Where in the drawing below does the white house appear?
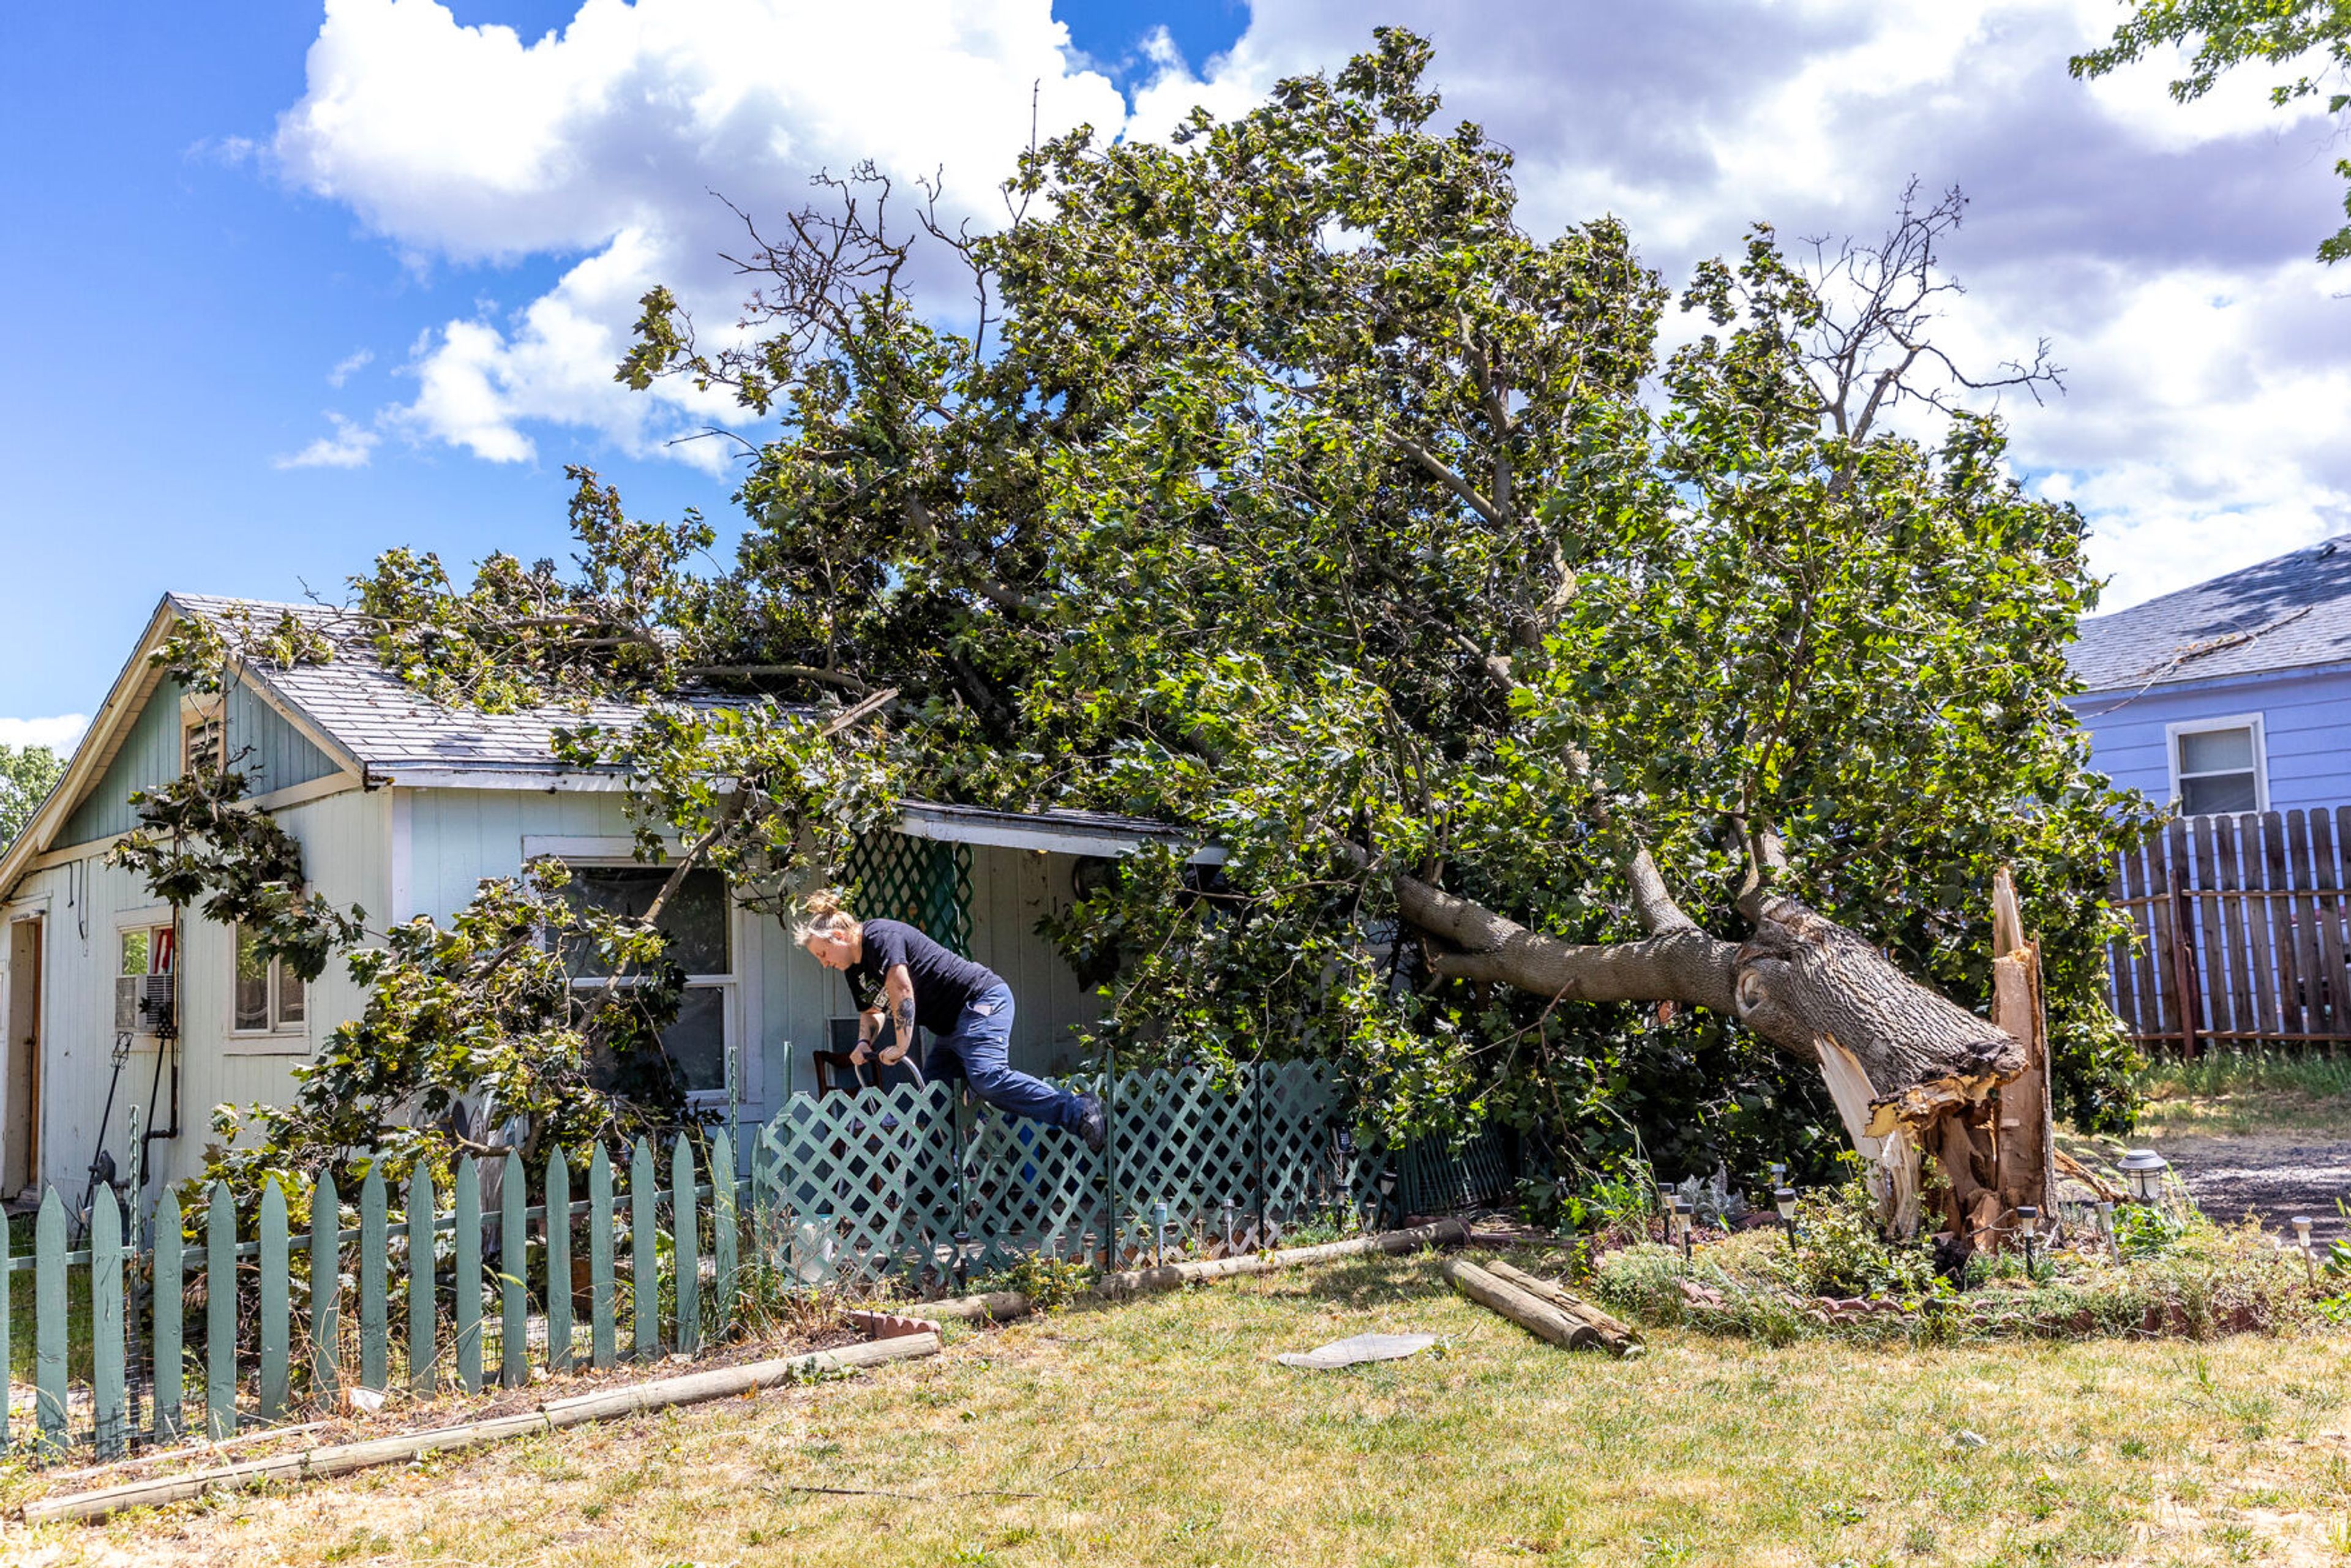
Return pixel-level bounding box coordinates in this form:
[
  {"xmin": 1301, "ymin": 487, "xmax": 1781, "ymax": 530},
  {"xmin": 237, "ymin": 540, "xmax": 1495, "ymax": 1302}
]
[{"xmin": 0, "ymin": 594, "xmax": 1210, "ymax": 1207}]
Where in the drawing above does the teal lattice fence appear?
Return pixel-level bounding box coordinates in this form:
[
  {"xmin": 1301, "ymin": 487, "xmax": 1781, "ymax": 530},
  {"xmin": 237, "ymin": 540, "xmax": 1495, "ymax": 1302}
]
[{"xmin": 751, "ymin": 1062, "xmax": 1363, "ymax": 1283}]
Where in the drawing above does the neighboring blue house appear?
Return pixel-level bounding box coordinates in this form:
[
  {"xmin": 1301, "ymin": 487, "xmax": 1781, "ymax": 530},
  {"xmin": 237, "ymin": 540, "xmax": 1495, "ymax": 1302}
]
[{"xmin": 2068, "ymin": 535, "xmax": 2351, "ymax": 816}]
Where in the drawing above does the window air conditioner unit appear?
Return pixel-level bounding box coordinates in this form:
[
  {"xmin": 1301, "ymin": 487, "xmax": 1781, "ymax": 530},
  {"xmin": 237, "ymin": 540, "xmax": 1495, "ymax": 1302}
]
[{"xmin": 114, "ymin": 973, "xmax": 175, "ymax": 1035}]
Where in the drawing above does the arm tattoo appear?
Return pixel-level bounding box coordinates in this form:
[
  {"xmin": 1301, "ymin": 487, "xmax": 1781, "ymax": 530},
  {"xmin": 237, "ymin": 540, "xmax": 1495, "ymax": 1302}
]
[{"xmin": 893, "ymin": 996, "xmax": 917, "ymax": 1038}]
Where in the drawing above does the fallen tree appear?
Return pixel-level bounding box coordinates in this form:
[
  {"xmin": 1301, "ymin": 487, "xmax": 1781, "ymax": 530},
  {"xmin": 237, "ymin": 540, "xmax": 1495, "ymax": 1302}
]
[{"xmin": 282, "ymin": 32, "xmax": 2147, "ymax": 1249}]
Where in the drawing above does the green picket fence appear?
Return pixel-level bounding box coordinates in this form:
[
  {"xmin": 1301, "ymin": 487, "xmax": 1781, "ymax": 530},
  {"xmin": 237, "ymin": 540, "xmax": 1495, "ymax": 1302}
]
[
  {"xmin": 1, "ymin": 1131, "xmax": 742, "ymax": 1463},
  {"xmin": 1, "ymin": 1061, "xmax": 1491, "ymax": 1463}
]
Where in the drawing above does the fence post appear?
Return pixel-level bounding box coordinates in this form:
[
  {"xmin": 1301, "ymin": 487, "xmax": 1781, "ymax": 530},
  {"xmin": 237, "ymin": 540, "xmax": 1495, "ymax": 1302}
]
[
  {"xmin": 673, "ymin": 1137, "xmax": 699, "ymax": 1357},
  {"xmin": 311, "ymin": 1174, "xmax": 339, "ymax": 1400},
  {"xmin": 92, "ymin": 1188, "xmax": 126, "ymax": 1460},
  {"xmin": 501, "ymin": 1150, "xmax": 526, "ymax": 1388},
  {"xmin": 205, "ymin": 1182, "xmax": 234, "ymax": 1439},
  {"xmin": 1103, "ymin": 1048, "xmax": 1120, "ymax": 1269},
  {"xmin": 34, "ymin": 1187, "xmax": 66, "ymax": 1456},
  {"xmin": 590, "ymin": 1146, "xmax": 615, "ymax": 1371},
  {"xmin": 407, "ymin": 1165, "xmax": 436, "ymax": 1400},
  {"xmin": 360, "ymin": 1169, "xmax": 387, "ymax": 1392},
  {"xmin": 711, "ymin": 1130, "xmax": 737, "ymax": 1341},
  {"xmin": 546, "ymin": 1151, "xmax": 573, "ymax": 1375},
  {"xmin": 454, "ymin": 1158, "xmax": 482, "ymax": 1394},
  {"xmin": 630, "ymin": 1138, "xmax": 656, "ymax": 1361},
  {"xmin": 154, "ymin": 1186, "xmax": 184, "ymax": 1443},
  {"xmin": 257, "ymin": 1182, "xmax": 289, "ymax": 1423},
  {"xmin": 2170, "ymin": 860, "xmax": 2203, "ymax": 1057}
]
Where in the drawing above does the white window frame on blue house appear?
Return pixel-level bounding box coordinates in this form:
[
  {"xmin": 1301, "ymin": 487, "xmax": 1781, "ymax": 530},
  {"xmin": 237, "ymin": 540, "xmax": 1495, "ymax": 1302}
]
[{"xmin": 2164, "ymin": 711, "xmax": 2269, "ymax": 817}]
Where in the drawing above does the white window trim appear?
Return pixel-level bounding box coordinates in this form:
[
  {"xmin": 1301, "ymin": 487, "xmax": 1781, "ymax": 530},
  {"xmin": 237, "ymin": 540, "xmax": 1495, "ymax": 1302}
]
[
  {"xmin": 113, "ymin": 909, "xmax": 176, "ymax": 1041},
  {"xmin": 2164, "ymin": 711, "xmax": 2270, "ymax": 816},
  {"xmin": 557, "ymin": 858, "xmax": 743, "ymax": 1106},
  {"xmin": 225, "ymin": 919, "xmax": 312, "ymax": 1054}
]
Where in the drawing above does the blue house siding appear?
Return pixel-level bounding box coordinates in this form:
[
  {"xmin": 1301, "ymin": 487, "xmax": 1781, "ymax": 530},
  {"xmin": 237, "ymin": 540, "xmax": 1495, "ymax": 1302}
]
[
  {"xmin": 2069, "ymin": 659, "xmax": 2351, "ymax": 813},
  {"xmin": 56, "ymin": 672, "xmax": 343, "ymax": 847}
]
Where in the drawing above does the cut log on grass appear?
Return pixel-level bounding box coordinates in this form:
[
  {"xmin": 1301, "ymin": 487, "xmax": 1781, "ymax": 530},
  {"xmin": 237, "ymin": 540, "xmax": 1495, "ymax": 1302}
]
[
  {"xmin": 1442, "ymin": 1258, "xmax": 1604, "ymax": 1351},
  {"xmin": 1482, "ymin": 1260, "xmax": 1642, "ymax": 1357},
  {"xmin": 1093, "ymin": 1219, "xmax": 1471, "ymax": 1300},
  {"xmin": 22, "ymin": 1334, "xmax": 941, "ymax": 1526}
]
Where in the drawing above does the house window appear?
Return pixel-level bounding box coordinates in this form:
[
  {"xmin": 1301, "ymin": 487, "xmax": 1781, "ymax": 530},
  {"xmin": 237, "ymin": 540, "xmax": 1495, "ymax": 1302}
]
[
  {"xmin": 558, "ymin": 865, "xmax": 733, "ymax": 1095},
  {"xmin": 2171, "ymin": 717, "xmax": 2267, "ymax": 817},
  {"xmin": 232, "ymin": 923, "xmax": 306, "ymax": 1033},
  {"xmin": 114, "ymin": 921, "xmax": 175, "ymax": 1034}
]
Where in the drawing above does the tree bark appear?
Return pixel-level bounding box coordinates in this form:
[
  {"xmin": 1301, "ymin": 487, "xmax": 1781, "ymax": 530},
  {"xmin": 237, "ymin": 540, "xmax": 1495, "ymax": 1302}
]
[{"xmin": 1385, "ymin": 855, "xmax": 2031, "ymax": 1248}]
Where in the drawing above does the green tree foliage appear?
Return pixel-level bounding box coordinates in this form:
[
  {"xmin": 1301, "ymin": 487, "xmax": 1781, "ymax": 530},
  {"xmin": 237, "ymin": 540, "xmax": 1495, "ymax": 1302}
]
[
  {"xmin": 353, "ymin": 32, "xmax": 2148, "ymax": 1180},
  {"xmin": 2073, "ymin": 0, "xmax": 2351, "ymax": 263},
  {"xmin": 0, "ymin": 743, "xmax": 64, "ymax": 852}
]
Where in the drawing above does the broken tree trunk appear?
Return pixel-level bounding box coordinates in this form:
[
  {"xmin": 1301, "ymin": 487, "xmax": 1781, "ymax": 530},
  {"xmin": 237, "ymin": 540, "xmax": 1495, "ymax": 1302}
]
[{"xmin": 1989, "ymin": 868, "xmax": 2058, "ymax": 1244}]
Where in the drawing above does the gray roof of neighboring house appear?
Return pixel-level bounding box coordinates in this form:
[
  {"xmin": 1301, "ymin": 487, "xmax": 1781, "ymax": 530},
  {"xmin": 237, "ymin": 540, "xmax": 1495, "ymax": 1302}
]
[
  {"xmin": 170, "ymin": 593, "xmax": 768, "ymax": 778},
  {"xmin": 2067, "ymin": 535, "xmax": 2351, "ymax": 694}
]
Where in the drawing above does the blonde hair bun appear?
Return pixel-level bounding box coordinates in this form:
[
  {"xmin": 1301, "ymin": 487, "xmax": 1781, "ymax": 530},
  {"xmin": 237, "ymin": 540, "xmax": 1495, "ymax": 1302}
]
[{"xmin": 791, "ymin": 888, "xmax": 859, "ymax": 945}]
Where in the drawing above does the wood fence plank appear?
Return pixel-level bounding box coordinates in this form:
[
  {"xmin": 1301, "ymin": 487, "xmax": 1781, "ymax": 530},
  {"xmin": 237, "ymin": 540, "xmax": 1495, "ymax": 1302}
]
[
  {"xmin": 2288, "ymin": 811, "xmax": 2328, "ymax": 1041},
  {"xmin": 631, "ymin": 1138, "xmax": 657, "ymax": 1362},
  {"xmin": 91, "ymin": 1191, "xmax": 125, "ymax": 1460},
  {"xmin": 590, "ymin": 1146, "xmax": 614, "ymax": 1371},
  {"xmin": 673, "ymin": 1138, "xmax": 699, "ymax": 1357},
  {"xmin": 35, "ymin": 1189, "xmax": 67, "ymax": 1456},
  {"xmin": 359, "ymin": 1170, "xmax": 386, "ymax": 1392},
  {"xmin": 711, "ymin": 1130, "xmax": 737, "ymax": 1343},
  {"xmin": 546, "ymin": 1152, "xmax": 572, "ymax": 1376},
  {"xmin": 2123, "ymin": 838, "xmax": 2164, "ymax": 1043},
  {"xmin": 311, "ymin": 1175, "xmax": 339, "ymax": 1398},
  {"xmin": 2151, "ymin": 823, "xmax": 2186, "ymax": 1048},
  {"xmin": 2261, "ymin": 812, "xmax": 2304, "ymax": 1035},
  {"xmin": 153, "ymin": 1188, "xmax": 182, "ymax": 1443},
  {"xmin": 501, "ymin": 1150, "xmax": 525, "ymax": 1389},
  {"xmin": 257, "ymin": 1183, "xmax": 289, "ymax": 1424},
  {"xmin": 2317, "ymin": 810, "xmax": 2349, "ymax": 1038},
  {"xmin": 2192, "ymin": 816, "xmax": 2227, "ymax": 1043},
  {"xmin": 454, "ymin": 1159, "xmax": 481, "ymax": 1395},
  {"xmin": 408, "ymin": 1166, "xmax": 435, "ymax": 1400},
  {"xmin": 1, "ymin": 1182, "xmax": 11, "ymax": 1452},
  {"xmin": 2232, "ymin": 816, "xmax": 2282, "ymax": 1035},
  {"xmin": 206, "ymin": 1182, "xmax": 234, "ymax": 1439}
]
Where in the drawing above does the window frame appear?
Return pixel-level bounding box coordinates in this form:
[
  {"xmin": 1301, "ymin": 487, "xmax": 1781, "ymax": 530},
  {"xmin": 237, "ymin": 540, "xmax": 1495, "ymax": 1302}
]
[
  {"xmin": 113, "ymin": 907, "xmax": 176, "ymax": 1040},
  {"xmin": 549, "ymin": 856, "xmax": 741, "ymax": 1108},
  {"xmin": 179, "ymin": 694, "xmax": 224, "ymax": 779},
  {"xmin": 225, "ymin": 919, "xmax": 311, "ymax": 1054},
  {"xmin": 2165, "ymin": 712, "xmax": 2270, "ymax": 818}
]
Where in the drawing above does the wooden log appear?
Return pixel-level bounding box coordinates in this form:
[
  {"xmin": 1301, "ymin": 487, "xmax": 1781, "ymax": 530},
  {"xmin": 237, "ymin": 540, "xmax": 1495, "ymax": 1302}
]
[
  {"xmin": 1092, "ymin": 1219, "xmax": 1470, "ymax": 1299},
  {"xmin": 21, "ymin": 1334, "xmax": 943, "ymax": 1526},
  {"xmin": 1482, "ymin": 1259, "xmax": 1641, "ymax": 1356},
  {"xmin": 1441, "ymin": 1258, "xmax": 1599, "ymax": 1350}
]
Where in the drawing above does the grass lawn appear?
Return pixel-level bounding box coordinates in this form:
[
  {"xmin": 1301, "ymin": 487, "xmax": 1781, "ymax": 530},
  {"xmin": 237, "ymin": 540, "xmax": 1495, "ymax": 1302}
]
[
  {"xmin": 2135, "ymin": 1051, "xmax": 2351, "ymax": 1140},
  {"xmin": 10, "ymin": 1249, "xmax": 2350, "ymax": 1567}
]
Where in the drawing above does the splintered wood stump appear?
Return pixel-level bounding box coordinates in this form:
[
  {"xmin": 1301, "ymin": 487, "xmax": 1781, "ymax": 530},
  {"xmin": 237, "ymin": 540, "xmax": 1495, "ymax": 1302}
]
[
  {"xmin": 1482, "ymin": 1260, "xmax": 1642, "ymax": 1356},
  {"xmin": 1443, "ymin": 1259, "xmax": 1609, "ymax": 1352}
]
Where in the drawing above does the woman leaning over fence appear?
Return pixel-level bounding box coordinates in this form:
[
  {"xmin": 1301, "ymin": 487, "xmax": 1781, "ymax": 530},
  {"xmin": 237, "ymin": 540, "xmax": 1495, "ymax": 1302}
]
[{"xmin": 795, "ymin": 891, "xmax": 1108, "ymax": 1151}]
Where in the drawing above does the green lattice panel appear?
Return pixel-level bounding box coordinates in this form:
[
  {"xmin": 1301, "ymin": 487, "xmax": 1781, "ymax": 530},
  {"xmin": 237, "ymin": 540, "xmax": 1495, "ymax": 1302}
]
[
  {"xmin": 958, "ymin": 1074, "xmax": 1107, "ymax": 1270},
  {"xmin": 755, "ymin": 1083, "xmax": 962, "ymax": 1281},
  {"xmin": 1254, "ymin": 1063, "xmax": 1344, "ymax": 1226},
  {"xmin": 1107, "ymin": 1067, "xmax": 1261, "ymax": 1260},
  {"xmin": 844, "ymin": 833, "xmax": 974, "ymax": 956}
]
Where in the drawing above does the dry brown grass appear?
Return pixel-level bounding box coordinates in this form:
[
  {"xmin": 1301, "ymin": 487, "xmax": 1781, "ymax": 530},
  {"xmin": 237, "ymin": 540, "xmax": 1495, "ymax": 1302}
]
[{"xmin": 7, "ymin": 1250, "xmax": 2351, "ymax": 1566}]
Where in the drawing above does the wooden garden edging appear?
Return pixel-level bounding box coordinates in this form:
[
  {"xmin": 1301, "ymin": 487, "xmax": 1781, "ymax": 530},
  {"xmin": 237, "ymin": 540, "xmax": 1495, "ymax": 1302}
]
[{"xmin": 21, "ymin": 1332, "xmax": 942, "ymax": 1526}]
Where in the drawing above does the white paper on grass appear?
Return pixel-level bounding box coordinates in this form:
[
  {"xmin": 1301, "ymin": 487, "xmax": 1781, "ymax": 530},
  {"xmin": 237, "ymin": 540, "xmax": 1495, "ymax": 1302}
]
[{"xmin": 1276, "ymin": 1332, "xmax": 1437, "ymax": 1370}]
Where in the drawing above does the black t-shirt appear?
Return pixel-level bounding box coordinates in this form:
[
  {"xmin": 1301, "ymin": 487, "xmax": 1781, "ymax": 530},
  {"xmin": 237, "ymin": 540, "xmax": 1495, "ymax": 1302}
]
[{"xmin": 846, "ymin": 919, "xmax": 1004, "ymax": 1035}]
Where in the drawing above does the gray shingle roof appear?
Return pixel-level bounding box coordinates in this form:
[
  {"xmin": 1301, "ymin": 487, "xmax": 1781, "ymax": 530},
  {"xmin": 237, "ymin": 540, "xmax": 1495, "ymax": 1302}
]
[
  {"xmin": 167, "ymin": 593, "xmax": 787, "ymax": 777},
  {"xmin": 2067, "ymin": 535, "xmax": 2351, "ymax": 694}
]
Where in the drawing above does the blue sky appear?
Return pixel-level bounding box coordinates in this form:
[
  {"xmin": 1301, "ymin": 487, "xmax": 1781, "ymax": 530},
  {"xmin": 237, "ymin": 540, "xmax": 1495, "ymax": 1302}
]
[{"xmin": 5, "ymin": 1, "xmax": 2347, "ymax": 746}]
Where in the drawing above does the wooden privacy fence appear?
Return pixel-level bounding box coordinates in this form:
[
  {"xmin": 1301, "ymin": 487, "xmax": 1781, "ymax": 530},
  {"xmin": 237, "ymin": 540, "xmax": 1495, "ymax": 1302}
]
[
  {"xmin": 2, "ymin": 1062, "xmax": 1509, "ymax": 1463},
  {"xmin": 2107, "ymin": 805, "xmax": 2351, "ymax": 1052}
]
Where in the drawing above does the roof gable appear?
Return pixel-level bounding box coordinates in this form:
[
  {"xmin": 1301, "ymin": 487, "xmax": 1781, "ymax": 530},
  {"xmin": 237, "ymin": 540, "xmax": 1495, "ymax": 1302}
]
[{"xmin": 2068, "ymin": 535, "xmax": 2351, "ymax": 694}]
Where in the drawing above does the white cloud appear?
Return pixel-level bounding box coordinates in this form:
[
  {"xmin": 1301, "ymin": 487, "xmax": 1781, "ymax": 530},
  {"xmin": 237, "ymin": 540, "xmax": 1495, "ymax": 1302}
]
[
  {"xmin": 0, "ymin": 715, "xmax": 91, "ymax": 754},
  {"xmin": 274, "ymin": 0, "xmax": 1131, "ymax": 465},
  {"xmin": 274, "ymin": 412, "xmax": 382, "ymax": 470},
  {"xmin": 327, "ymin": 347, "xmax": 374, "ymax": 386},
  {"xmin": 272, "ymin": 0, "xmax": 2351, "ymax": 610}
]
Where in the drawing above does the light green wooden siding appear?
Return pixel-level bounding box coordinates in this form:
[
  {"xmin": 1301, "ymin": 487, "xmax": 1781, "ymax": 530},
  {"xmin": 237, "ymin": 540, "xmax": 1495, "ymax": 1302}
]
[
  {"xmin": 58, "ymin": 676, "xmax": 185, "ymax": 846},
  {"xmin": 56, "ymin": 672, "xmax": 337, "ymax": 847}
]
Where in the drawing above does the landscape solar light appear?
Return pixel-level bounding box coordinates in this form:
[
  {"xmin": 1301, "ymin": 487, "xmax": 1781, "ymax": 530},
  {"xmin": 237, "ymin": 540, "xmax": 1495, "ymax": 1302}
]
[
  {"xmin": 1774, "ymin": 1187, "xmax": 1798, "ymax": 1249},
  {"xmin": 2293, "ymin": 1215, "xmax": 2317, "ymax": 1284},
  {"xmin": 1673, "ymin": 1195, "xmax": 1695, "ymax": 1264},
  {"xmin": 1768, "ymin": 1161, "xmax": 1788, "ymax": 1188},
  {"xmin": 2094, "ymin": 1199, "xmax": 2116, "ymax": 1255},
  {"xmin": 1155, "ymin": 1200, "xmax": 1172, "ymax": 1266},
  {"xmin": 2015, "ymin": 1205, "xmax": 2041, "ymax": 1280},
  {"xmin": 2117, "ymin": 1149, "xmax": 2170, "ymax": 1204},
  {"xmin": 1222, "ymin": 1197, "xmax": 1237, "ymax": 1254}
]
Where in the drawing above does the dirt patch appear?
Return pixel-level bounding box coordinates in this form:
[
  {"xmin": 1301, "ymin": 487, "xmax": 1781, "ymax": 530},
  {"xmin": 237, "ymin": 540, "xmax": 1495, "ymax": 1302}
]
[{"xmin": 2159, "ymin": 1133, "xmax": 2351, "ymax": 1242}]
